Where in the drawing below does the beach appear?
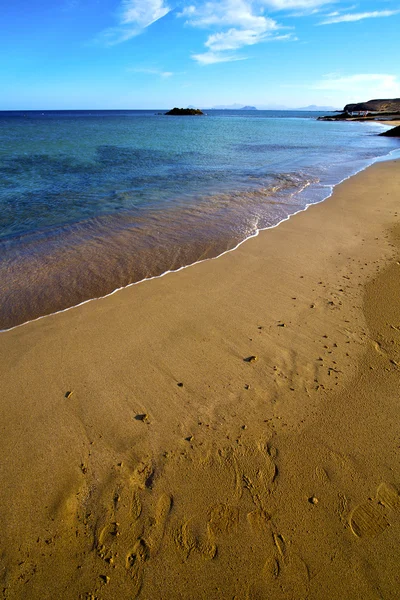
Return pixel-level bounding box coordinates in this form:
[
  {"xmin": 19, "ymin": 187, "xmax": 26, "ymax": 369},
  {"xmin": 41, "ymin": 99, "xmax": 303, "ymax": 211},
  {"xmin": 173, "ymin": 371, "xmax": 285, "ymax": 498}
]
[
  {"xmin": 1, "ymin": 110, "xmax": 396, "ymax": 332},
  {"xmin": 1, "ymin": 158, "xmax": 400, "ymax": 598}
]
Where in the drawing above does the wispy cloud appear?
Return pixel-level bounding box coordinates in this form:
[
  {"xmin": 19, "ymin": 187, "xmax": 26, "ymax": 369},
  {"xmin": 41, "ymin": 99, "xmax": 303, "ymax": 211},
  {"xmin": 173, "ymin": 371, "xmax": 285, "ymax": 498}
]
[
  {"xmin": 314, "ymin": 73, "xmax": 400, "ymax": 96},
  {"xmin": 97, "ymin": 0, "xmax": 172, "ymax": 45},
  {"xmin": 320, "ymin": 9, "xmax": 400, "ymax": 25},
  {"xmin": 261, "ymin": 0, "xmax": 334, "ymax": 8},
  {"xmin": 179, "ymin": 1, "xmax": 273, "ymax": 29},
  {"xmin": 192, "ymin": 52, "xmax": 247, "ymax": 65},
  {"xmin": 180, "ymin": 0, "xmax": 297, "ymax": 64},
  {"xmin": 129, "ymin": 67, "xmax": 174, "ymax": 77}
]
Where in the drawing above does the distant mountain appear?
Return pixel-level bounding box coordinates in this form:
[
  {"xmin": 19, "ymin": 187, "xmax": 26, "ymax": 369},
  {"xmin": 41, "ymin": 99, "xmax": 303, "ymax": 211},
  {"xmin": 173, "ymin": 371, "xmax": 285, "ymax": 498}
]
[
  {"xmin": 210, "ymin": 103, "xmax": 248, "ymax": 110},
  {"xmin": 257, "ymin": 104, "xmax": 289, "ymax": 110},
  {"xmin": 295, "ymin": 105, "xmax": 338, "ymax": 111},
  {"xmin": 194, "ymin": 103, "xmax": 339, "ymax": 111}
]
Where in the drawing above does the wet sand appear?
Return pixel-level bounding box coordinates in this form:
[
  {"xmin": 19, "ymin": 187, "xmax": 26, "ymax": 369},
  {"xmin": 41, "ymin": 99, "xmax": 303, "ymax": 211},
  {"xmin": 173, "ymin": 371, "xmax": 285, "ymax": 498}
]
[{"xmin": 1, "ymin": 160, "xmax": 400, "ymax": 599}]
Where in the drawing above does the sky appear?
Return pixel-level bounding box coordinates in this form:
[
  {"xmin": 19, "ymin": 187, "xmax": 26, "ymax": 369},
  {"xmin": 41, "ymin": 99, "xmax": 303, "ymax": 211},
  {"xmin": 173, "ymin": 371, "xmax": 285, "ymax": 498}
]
[{"xmin": 1, "ymin": 0, "xmax": 399, "ymax": 110}]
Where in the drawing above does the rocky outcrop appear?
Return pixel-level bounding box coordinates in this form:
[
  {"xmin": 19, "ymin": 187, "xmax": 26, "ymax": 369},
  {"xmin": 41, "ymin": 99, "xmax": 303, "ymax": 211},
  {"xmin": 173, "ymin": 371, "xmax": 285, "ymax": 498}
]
[
  {"xmin": 165, "ymin": 108, "xmax": 204, "ymax": 116},
  {"xmin": 318, "ymin": 97, "xmax": 400, "ymax": 122},
  {"xmin": 344, "ymin": 98, "xmax": 400, "ymax": 113},
  {"xmin": 379, "ymin": 125, "xmax": 400, "ymax": 137}
]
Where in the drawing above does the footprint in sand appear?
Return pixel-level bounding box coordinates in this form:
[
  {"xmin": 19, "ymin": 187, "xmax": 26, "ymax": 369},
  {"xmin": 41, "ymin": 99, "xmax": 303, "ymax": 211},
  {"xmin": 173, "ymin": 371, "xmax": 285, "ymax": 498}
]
[
  {"xmin": 130, "ymin": 460, "xmax": 155, "ymax": 490},
  {"xmin": 146, "ymin": 493, "xmax": 173, "ymax": 555},
  {"xmin": 247, "ymin": 508, "xmax": 271, "ymax": 533},
  {"xmin": 208, "ymin": 503, "xmax": 239, "ymax": 536},
  {"xmin": 125, "ymin": 492, "xmax": 173, "ymax": 597},
  {"xmin": 131, "ymin": 488, "xmax": 142, "ymax": 521},
  {"xmin": 231, "ymin": 442, "xmax": 276, "ymax": 513},
  {"xmin": 350, "ymin": 482, "xmax": 400, "ymax": 538},
  {"xmin": 173, "ymin": 518, "xmax": 217, "ymax": 560},
  {"xmin": 247, "ymin": 530, "xmax": 310, "ymax": 599},
  {"xmin": 126, "ymin": 538, "xmax": 150, "ymax": 598}
]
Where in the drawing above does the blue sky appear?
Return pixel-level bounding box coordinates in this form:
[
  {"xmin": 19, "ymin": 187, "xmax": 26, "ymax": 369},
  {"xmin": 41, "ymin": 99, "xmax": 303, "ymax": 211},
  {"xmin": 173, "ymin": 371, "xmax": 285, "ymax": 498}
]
[{"xmin": 1, "ymin": 0, "xmax": 399, "ymax": 109}]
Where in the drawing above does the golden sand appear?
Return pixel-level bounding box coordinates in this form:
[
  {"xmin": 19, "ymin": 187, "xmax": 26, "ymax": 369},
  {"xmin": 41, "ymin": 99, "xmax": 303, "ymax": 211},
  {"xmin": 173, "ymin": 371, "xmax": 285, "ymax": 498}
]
[{"xmin": 1, "ymin": 160, "xmax": 399, "ymax": 599}]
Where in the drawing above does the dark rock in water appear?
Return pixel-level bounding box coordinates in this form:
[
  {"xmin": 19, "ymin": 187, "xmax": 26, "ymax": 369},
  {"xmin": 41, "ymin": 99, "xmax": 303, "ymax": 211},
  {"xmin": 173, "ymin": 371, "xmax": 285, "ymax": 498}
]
[
  {"xmin": 241, "ymin": 106, "xmax": 257, "ymax": 110},
  {"xmin": 344, "ymin": 98, "xmax": 400, "ymax": 113},
  {"xmin": 165, "ymin": 107, "xmax": 204, "ymax": 116},
  {"xmin": 379, "ymin": 125, "xmax": 400, "ymax": 137},
  {"xmin": 317, "ymin": 112, "xmax": 349, "ymax": 121}
]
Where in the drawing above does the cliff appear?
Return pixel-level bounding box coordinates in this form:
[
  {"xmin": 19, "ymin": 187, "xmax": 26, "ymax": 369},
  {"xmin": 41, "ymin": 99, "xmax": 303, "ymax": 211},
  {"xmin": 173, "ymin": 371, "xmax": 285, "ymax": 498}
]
[
  {"xmin": 318, "ymin": 97, "xmax": 400, "ymax": 122},
  {"xmin": 344, "ymin": 98, "xmax": 400, "ymax": 113}
]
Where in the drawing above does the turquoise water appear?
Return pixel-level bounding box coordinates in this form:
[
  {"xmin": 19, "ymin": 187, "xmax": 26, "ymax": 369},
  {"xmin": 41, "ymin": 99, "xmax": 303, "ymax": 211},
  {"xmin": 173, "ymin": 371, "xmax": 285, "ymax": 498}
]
[{"xmin": 0, "ymin": 110, "xmax": 398, "ymax": 329}]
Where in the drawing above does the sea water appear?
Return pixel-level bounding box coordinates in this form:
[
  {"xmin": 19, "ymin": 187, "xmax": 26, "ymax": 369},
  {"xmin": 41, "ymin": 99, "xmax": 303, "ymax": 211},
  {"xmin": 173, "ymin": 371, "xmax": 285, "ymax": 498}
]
[{"xmin": 0, "ymin": 109, "xmax": 398, "ymax": 330}]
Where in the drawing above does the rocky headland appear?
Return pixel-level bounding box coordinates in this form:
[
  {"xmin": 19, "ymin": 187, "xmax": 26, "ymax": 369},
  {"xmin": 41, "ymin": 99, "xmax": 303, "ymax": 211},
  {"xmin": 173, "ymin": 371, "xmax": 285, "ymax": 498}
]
[
  {"xmin": 318, "ymin": 97, "xmax": 400, "ymax": 123},
  {"xmin": 379, "ymin": 124, "xmax": 400, "ymax": 137}
]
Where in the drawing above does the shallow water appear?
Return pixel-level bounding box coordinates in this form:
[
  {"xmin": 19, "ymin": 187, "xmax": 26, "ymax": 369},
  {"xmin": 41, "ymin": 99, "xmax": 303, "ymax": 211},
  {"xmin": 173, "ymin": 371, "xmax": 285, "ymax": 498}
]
[{"xmin": 0, "ymin": 110, "xmax": 397, "ymax": 330}]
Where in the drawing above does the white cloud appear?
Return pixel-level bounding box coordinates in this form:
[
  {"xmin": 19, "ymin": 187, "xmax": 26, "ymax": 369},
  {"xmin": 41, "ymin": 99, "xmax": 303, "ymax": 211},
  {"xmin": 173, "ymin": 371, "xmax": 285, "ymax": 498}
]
[
  {"xmin": 120, "ymin": 0, "xmax": 171, "ymax": 27},
  {"xmin": 180, "ymin": 0, "xmax": 298, "ymax": 64},
  {"xmin": 129, "ymin": 67, "xmax": 173, "ymax": 77},
  {"xmin": 192, "ymin": 51, "xmax": 247, "ymax": 64},
  {"xmin": 98, "ymin": 0, "xmax": 171, "ymax": 45},
  {"xmin": 314, "ymin": 74, "xmax": 400, "ymax": 96},
  {"xmin": 179, "ymin": 0, "xmax": 270, "ymax": 29},
  {"xmin": 260, "ymin": 0, "xmax": 334, "ymax": 8},
  {"xmin": 320, "ymin": 9, "xmax": 400, "ymax": 24},
  {"xmin": 205, "ymin": 24, "xmax": 277, "ymax": 51}
]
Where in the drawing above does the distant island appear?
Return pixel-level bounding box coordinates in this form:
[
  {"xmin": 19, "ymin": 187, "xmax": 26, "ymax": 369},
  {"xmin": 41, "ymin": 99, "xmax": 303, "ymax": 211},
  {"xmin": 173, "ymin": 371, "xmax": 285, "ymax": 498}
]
[
  {"xmin": 165, "ymin": 107, "xmax": 204, "ymax": 116},
  {"xmin": 191, "ymin": 103, "xmax": 338, "ymax": 111},
  {"xmin": 318, "ymin": 98, "xmax": 400, "ymax": 122}
]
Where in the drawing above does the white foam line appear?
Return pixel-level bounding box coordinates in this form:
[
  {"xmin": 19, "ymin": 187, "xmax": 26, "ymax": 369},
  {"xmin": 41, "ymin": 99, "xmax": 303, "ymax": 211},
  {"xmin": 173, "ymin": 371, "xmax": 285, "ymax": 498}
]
[{"xmin": 2, "ymin": 145, "xmax": 399, "ymax": 335}]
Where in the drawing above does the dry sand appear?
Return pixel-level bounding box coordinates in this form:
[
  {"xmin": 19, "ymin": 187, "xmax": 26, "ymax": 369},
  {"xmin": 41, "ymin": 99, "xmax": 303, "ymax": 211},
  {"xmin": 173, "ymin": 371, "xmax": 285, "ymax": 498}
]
[
  {"xmin": 1, "ymin": 159, "xmax": 400, "ymax": 600},
  {"xmin": 378, "ymin": 120, "xmax": 400, "ymax": 127}
]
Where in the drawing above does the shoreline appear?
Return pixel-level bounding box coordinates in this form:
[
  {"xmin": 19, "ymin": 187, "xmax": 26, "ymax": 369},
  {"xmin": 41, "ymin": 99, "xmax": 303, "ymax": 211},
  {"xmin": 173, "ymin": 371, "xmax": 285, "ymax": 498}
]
[
  {"xmin": 1, "ymin": 159, "xmax": 400, "ymax": 598},
  {"xmin": 2, "ymin": 137, "xmax": 398, "ymax": 334}
]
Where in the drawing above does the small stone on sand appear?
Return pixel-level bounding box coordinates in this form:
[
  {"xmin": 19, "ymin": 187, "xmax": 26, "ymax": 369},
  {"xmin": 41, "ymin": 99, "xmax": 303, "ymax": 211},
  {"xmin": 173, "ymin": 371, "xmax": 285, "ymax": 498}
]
[
  {"xmin": 244, "ymin": 355, "xmax": 258, "ymax": 363},
  {"xmin": 135, "ymin": 413, "xmax": 150, "ymax": 423}
]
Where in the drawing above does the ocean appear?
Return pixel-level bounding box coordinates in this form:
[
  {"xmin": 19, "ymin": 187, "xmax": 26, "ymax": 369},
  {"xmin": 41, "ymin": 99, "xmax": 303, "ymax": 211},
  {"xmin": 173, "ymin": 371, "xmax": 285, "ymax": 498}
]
[{"xmin": 0, "ymin": 109, "xmax": 398, "ymax": 330}]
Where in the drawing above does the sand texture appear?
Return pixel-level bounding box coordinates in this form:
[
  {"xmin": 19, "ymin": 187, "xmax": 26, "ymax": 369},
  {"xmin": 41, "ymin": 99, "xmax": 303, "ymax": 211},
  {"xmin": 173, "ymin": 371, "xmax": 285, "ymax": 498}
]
[{"xmin": 1, "ymin": 160, "xmax": 400, "ymax": 599}]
